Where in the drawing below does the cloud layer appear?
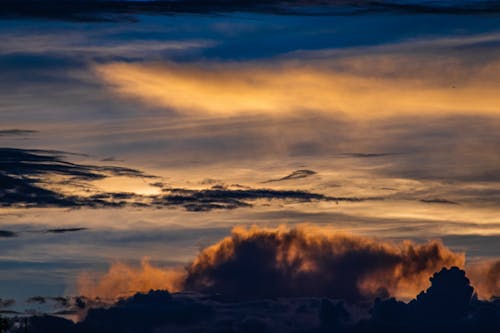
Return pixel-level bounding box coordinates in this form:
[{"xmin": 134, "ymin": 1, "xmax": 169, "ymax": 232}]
[
  {"xmin": 185, "ymin": 225, "xmax": 464, "ymax": 301},
  {"xmin": 76, "ymin": 225, "xmax": 474, "ymax": 301},
  {"xmin": 22, "ymin": 266, "xmax": 500, "ymax": 333},
  {"xmin": 95, "ymin": 54, "xmax": 500, "ymax": 118}
]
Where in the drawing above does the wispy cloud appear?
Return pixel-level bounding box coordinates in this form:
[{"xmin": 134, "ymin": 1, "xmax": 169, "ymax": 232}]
[
  {"xmin": 0, "ymin": 33, "xmax": 214, "ymax": 59},
  {"xmin": 94, "ymin": 51, "xmax": 500, "ymax": 118},
  {"xmin": 0, "ymin": 129, "xmax": 37, "ymax": 137}
]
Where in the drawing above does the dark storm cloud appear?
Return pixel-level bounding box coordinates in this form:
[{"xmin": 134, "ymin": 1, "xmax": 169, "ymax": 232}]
[
  {"xmin": 366, "ymin": 267, "xmax": 496, "ymax": 330},
  {"xmin": 183, "ymin": 225, "xmax": 463, "ymax": 302},
  {"xmin": 22, "ymin": 268, "xmax": 500, "ymax": 333}
]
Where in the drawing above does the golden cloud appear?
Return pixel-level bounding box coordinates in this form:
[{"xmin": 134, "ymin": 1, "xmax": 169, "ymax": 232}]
[
  {"xmin": 77, "ymin": 258, "xmax": 185, "ymax": 300},
  {"xmin": 77, "ymin": 225, "xmax": 498, "ymax": 302},
  {"xmin": 94, "ymin": 56, "xmax": 500, "ymax": 118}
]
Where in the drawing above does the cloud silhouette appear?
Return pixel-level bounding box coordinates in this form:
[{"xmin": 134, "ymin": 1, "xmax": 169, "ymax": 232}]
[
  {"xmin": 1, "ymin": 147, "xmax": 364, "ymax": 211},
  {"xmin": 263, "ymin": 169, "xmax": 317, "ymax": 183},
  {"xmin": 0, "ymin": 129, "xmax": 37, "ymax": 136},
  {"xmin": 0, "ymin": 230, "xmax": 17, "ymax": 238},
  {"xmin": 76, "ymin": 225, "xmax": 500, "ymax": 308},
  {"xmin": 184, "ymin": 225, "xmax": 464, "ymax": 301},
  {"xmin": 0, "ymin": 147, "xmax": 152, "ymax": 208},
  {"xmin": 0, "ymin": 298, "xmax": 15, "ymax": 308},
  {"xmin": 24, "ymin": 268, "xmax": 500, "ymax": 333},
  {"xmin": 46, "ymin": 228, "xmax": 88, "ymax": 234},
  {"xmin": 156, "ymin": 187, "xmax": 362, "ymax": 212},
  {"xmin": 77, "ymin": 225, "xmax": 464, "ymax": 303},
  {"xmin": 368, "ymin": 267, "xmax": 500, "ymax": 331}
]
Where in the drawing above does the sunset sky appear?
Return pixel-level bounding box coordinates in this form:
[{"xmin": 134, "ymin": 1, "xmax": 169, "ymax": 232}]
[{"xmin": 0, "ymin": 1, "xmax": 499, "ymax": 330}]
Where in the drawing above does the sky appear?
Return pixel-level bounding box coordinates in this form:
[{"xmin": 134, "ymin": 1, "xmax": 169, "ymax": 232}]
[{"xmin": 0, "ymin": 1, "xmax": 499, "ymax": 331}]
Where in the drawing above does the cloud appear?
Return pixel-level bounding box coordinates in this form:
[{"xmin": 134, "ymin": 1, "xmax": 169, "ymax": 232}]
[
  {"xmin": 0, "ymin": 147, "xmax": 153, "ymax": 208},
  {"xmin": 77, "ymin": 225, "xmax": 465, "ymax": 303},
  {"xmin": 263, "ymin": 169, "xmax": 317, "ymax": 183},
  {"xmin": 26, "ymin": 268, "xmax": 500, "ymax": 333},
  {"xmin": 94, "ymin": 55, "xmax": 500, "ymax": 118},
  {"xmin": 420, "ymin": 198, "xmax": 459, "ymax": 205},
  {"xmin": 0, "ymin": 230, "xmax": 17, "ymax": 238},
  {"xmin": 27, "ymin": 296, "xmax": 47, "ymax": 305},
  {"xmin": 184, "ymin": 225, "xmax": 464, "ymax": 301},
  {"xmin": 0, "ymin": 298, "xmax": 15, "ymax": 308},
  {"xmin": 369, "ymin": 266, "xmax": 495, "ymax": 328},
  {"xmin": 46, "ymin": 228, "xmax": 88, "ymax": 234},
  {"xmin": 0, "ymin": 32, "xmax": 213, "ymax": 59},
  {"xmin": 77, "ymin": 258, "xmax": 185, "ymax": 300},
  {"xmin": 467, "ymin": 260, "xmax": 500, "ymax": 300},
  {"xmin": 155, "ymin": 187, "xmax": 363, "ymax": 212},
  {"xmin": 1, "ymin": 146, "xmax": 366, "ymax": 211},
  {"xmin": 0, "ymin": 129, "xmax": 37, "ymax": 136},
  {"xmin": 76, "ymin": 225, "xmax": 500, "ymax": 306}
]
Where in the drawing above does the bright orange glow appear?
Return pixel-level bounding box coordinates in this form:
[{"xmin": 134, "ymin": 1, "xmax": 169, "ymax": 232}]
[
  {"xmin": 77, "ymin": 258, "xmax": 185, "ymax": 299},
  {"xmin": 94, "ymin": 60, "xmax": 500, "ymax": 117}
]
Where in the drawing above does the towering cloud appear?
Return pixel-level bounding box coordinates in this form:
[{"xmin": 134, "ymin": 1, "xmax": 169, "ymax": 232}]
[
  {"xmin": 79, "ymin": 225, "xmax": 471, "ymax": 302},
  {"xmin": 184, "ymin": 225, "xmax": 464, "ymax": 301}
]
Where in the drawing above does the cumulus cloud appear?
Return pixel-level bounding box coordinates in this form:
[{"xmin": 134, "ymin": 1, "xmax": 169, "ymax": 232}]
[
  {"xmin": 184, "ymin": 225, "xmax": 464, "ymax": 301},
  {"xmin": 78, "ymin": 225, "xmax": 468, "ymax": 302}
]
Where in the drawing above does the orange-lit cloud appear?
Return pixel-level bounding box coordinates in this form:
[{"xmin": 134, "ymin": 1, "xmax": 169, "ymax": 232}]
[
  {"xmin": 77, "ymin": 225, "xmax": 471, "ymax": 302},
  {"xmin": 76, "ymin": 225, "xmax": 500, "ymax": 302},
  {"xmin": 77, "ymin": 258, "xmax": 185, "ymax": 300},
  {"xmin": 467, "ymin": 259, "xmax": 500, "ymax": 300},
  {"xmin": 94, "ymin": 57, "xmax": 500, "ymax": 118},
  {"xmin": 185, "ymin": 225, "xmax": 464, "ymax": 301}
]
